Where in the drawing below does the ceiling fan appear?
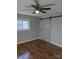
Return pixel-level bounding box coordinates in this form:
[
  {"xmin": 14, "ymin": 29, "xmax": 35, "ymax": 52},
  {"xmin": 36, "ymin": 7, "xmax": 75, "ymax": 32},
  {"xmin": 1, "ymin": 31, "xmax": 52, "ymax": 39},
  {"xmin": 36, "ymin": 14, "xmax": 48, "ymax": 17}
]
[{"xmin": 23, "ymin": 0, "xmax": 55, "ymax": 14}]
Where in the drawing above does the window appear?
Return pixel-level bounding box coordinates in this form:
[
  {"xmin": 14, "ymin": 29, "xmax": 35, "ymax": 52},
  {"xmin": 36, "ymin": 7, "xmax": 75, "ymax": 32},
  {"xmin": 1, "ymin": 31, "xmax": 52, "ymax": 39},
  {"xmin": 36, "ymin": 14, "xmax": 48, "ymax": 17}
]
[
  {"xmin": 23, "ymin": 21, "xmax": 29, "ymax": 29},
  {"xmin": 17, "ymin": 20, "xmax": 30, "ymax": 30},
  {"xmin": 17, "ymin": 20, "xmax": 22, "ymax": 30}
]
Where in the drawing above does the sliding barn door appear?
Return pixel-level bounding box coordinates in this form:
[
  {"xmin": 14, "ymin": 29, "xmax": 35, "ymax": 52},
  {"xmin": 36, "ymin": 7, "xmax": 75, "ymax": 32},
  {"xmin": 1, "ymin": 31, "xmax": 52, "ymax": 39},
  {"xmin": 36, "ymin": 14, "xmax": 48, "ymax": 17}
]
[
  {"xmin": 51, "ymin": 17, "xmax": 62, "ymax": 46},
  {"xmin": 40, "ymin": 19, "xmax": 50, "ymax": 42},
  {"xmin": 40, "ymin": 17, "xmax": 62, "ymax": 46}
]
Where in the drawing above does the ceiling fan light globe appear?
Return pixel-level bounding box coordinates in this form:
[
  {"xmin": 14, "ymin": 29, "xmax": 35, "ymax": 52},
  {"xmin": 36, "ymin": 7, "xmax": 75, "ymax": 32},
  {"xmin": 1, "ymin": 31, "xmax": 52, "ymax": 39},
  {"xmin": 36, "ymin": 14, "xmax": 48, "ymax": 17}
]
[{"xmin": 35, "ymin": 10, "xmax": 39, "ymax": 13}]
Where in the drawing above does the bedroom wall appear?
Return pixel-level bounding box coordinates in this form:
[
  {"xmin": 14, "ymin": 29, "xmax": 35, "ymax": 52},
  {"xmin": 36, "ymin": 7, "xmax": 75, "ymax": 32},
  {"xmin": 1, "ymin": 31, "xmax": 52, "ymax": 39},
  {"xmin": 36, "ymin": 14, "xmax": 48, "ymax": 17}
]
[{"xmin": 17, "ymin": 14, "xmax": 40, "ymax": 44}]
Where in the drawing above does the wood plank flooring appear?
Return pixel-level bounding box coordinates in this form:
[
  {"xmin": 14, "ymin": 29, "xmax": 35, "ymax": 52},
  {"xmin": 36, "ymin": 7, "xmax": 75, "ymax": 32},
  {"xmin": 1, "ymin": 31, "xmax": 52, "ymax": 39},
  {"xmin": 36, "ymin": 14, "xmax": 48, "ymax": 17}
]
[{"xmin": 17, "ymin": 39, "xmax": 62, "ymax": 59}]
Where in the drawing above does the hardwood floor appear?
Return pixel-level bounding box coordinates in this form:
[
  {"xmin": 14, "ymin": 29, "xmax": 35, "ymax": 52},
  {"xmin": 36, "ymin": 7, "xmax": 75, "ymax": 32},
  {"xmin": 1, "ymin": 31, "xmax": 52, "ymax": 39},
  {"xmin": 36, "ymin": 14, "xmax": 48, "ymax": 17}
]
[{"xmin": 17, "ymin": 39, "xmax": 62, "ymax": 59}]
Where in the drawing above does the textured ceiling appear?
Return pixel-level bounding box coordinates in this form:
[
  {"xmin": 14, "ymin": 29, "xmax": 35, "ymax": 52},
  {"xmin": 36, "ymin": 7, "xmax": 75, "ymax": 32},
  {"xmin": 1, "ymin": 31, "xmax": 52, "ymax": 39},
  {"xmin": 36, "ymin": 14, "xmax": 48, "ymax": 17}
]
[{"xmin": 17, "ymin": 0, "xmax": 62, "ymax": 17}]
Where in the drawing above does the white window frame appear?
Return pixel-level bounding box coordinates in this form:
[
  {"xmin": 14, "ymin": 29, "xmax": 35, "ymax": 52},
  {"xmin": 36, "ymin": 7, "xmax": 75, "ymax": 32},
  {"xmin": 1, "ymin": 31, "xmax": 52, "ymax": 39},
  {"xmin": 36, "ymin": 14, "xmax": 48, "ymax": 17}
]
[{"xmin": 17, "ymin": 18, "xmax": 30, "ymax": 31}]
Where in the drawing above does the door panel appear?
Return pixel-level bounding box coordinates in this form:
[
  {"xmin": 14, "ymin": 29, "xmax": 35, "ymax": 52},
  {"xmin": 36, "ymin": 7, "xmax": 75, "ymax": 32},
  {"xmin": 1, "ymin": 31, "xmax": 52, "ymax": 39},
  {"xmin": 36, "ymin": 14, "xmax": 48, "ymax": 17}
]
[
  {"xmin": 40, "ymin": 17, "xmax": 62, "ymax": 47},
  {"xmin": 40, "ymin": 19, "xmax": 50, "ymax": 42},
  {"xmin": 51, "ymin": 18, "xmax": 62, "ymax": 46}
]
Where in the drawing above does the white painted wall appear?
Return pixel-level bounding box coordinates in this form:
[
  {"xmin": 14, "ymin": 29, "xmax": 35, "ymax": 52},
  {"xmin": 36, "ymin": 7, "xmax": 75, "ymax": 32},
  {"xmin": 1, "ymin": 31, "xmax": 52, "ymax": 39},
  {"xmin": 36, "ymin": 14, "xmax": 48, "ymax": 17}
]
[
  {"xmin": 17, "ymin": 14, "xmax": 40, "ymax": 44},
  {"xmin": 40, "ymin": 17, "xmax": 62, "ymax": 47}
]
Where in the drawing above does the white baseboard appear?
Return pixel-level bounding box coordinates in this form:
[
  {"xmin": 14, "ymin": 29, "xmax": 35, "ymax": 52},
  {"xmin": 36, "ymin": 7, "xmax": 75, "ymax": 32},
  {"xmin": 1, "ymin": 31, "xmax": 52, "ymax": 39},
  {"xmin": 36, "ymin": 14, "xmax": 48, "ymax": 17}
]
[
  {"xmin": 50, "ymin": 42, "xmax": 62, "ymax": 47},
  {"xmin": 17, "ymin": 37, "xmax": 40, "ymax": 44}
]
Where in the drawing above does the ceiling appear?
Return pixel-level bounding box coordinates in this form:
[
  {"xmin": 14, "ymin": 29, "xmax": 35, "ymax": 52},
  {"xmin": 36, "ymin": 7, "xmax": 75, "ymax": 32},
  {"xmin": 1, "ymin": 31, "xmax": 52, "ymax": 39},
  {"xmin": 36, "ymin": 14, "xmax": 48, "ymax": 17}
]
[{"xmin": 17, "ymin": 0, "xmax": 62, "ymax": 18}]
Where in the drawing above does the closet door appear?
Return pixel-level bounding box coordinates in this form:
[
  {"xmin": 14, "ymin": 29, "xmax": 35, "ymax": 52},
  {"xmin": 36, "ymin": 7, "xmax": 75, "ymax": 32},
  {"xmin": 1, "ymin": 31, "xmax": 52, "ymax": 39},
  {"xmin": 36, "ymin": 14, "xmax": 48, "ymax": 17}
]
[
  {"xmin": 40, "ymin": 19, "xmax": 50, "ymax": 42},
  {"xmin": 51, "ymin": 17, "xmax": 62, "ymax": 46}
]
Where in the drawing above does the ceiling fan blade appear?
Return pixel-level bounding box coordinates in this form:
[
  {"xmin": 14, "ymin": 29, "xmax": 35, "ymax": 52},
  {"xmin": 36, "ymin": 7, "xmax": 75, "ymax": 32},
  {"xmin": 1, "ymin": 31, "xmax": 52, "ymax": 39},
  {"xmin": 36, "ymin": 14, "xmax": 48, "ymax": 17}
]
[
  {"xmin": 31, "ymin": 4, "xmax": 37, "ymax": 8},
  {"xmin": 41, "ymin": 8, "xmax": 51, "ymax": 10},
  {"xmin": 40, "ymin": 3, "xmax": 55, "ymax": 7},
  {"xmin": 40, "ymin": 10, "xmax": 46, "ymax": 13}
]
